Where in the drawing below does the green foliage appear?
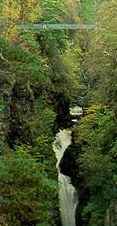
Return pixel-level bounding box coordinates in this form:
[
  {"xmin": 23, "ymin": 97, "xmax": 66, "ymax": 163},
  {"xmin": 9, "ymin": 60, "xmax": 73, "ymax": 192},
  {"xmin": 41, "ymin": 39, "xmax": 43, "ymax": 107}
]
[
  {"xmin": 63, "ymin": 0, "xmax": 80, "ymax": 23},
  {"xmin": 0, "ymin": 16, "xmax": 59, "ymax": 224},
  {"xmin": 0, "ymin": 1, "xmax": 82, "ymax": 225},
  {"xmin": 0, "ymin": 100, "xmax": 5, "ymax": 152},
  {"xmin": 83, "ymin": 0, "xmax": 117, "ymax": 111},
  {"xmin": 0, "ymin": 37, "xmax": 52, "ymax": 86},
  {"xmin": 74, "ymin": 2, "xmax": 117, "ymax": 225},
  {"xmin": 38, "ymin": 0, "xmax": 68, "ymax": 52},
  {"xmin": 0, "ymin": 153, "xmax": 58, "ymax": 226},
  {"xmin": 40, "ymin": 0, "xmax": 67, "ymax": 23},
  {"xmin": 28, "ymin": 102, "xmax": 57, "ymax": 179},
  {"xmin": 74, "ymin": 104, "xmax": 117, "ymax": 226},
  {"xmin": 79, "ymin": 0, "xmax": 106, "ymax": 23},
  {"xmin": 35, "ymin": 0, "xmax": 81, "ymax": 102},
  {"xmin": 62, "ymin": 38, "xmax": 81, "ymax": 101}
]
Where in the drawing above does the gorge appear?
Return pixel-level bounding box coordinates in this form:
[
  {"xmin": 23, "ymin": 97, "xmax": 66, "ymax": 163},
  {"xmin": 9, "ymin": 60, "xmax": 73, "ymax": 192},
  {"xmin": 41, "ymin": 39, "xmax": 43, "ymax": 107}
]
[
  {"xmin": 0, "ymin": 1, "xmax": 117, "ymax": 225},
  {"xmin": 53, "ymin": 129, "xmax": 77, "ymax": 226},
  {"xmin": 53, "ymin": 107, "xmax": 83, "ymax": 226}
]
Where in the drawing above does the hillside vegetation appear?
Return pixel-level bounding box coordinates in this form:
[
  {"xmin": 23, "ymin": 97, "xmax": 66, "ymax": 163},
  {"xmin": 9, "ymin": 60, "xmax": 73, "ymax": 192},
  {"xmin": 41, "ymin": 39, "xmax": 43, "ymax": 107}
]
[{"xmin": 0, "ymin": 0, "xmax": 117, "ymax": 226}]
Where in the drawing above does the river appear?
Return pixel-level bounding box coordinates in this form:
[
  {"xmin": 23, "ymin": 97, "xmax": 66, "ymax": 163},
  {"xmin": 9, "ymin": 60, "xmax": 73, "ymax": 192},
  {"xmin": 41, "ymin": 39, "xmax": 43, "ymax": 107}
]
[{"xmin": 53, "ymin": 129, "xmax": 78, "ymax": 226}]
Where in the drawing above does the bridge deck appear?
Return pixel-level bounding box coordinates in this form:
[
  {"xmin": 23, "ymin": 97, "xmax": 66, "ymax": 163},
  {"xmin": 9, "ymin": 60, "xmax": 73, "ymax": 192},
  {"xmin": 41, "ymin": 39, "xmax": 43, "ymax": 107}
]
[{"xmin": 18, "ymin": 23, "xmax": 95, "ymax": 30}]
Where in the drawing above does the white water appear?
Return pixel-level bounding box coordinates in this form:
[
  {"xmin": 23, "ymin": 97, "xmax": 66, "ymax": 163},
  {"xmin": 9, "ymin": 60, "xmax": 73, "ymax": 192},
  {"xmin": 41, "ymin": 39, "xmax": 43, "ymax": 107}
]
[
  {"xmin": 53, "ymin": 129, "xmax": 78, "ymax": 226},
  {"xmin": 70, "ymin": 106, "xmax": 83, "ymax": 116}
]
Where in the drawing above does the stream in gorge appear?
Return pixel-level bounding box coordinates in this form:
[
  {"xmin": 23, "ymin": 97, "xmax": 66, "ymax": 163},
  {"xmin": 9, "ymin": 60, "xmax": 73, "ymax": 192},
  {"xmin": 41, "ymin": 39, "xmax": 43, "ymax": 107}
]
[
  {"xmin": 53, "ymin": 107, "xmax": 83, "ymax": 226},
  {"xmin": 53, "ymin": 129, "xmax": 77, "ymax": 226}
]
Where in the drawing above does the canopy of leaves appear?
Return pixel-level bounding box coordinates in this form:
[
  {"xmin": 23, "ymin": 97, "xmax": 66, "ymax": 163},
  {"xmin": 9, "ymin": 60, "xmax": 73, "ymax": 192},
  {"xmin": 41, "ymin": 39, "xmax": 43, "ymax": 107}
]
[
  {"xmin": 0, "ymin": 1, "xmax": 81, "ymax": 225},
  {"xmin": 74, "ymin": 104, "xmax": 117, "ymax": 226},
  {"xmin": 83, "ymin": 0, "xmax": 117, "ymax": 111},
  {"xmin": 0, "ymin": 153, "xmax": 58, "ymax": 226},
  {"xmin": 73, "ymin": 1, "xmax": 117, "ymax": 225}
]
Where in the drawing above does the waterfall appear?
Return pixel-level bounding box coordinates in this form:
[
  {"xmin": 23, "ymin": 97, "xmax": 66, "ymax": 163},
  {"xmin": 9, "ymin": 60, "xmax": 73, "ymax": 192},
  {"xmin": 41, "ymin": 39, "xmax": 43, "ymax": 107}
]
[{"xmin": 53, "ymin": 129, "xmax": 78, "ymax": 226}]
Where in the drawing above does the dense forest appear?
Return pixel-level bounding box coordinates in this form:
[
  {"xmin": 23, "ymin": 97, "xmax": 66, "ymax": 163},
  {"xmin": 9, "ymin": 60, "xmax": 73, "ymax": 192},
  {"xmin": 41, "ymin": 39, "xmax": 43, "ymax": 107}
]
[{"xmin": 0, "ymin": 0, "xmax": 117, "ymax": 226}]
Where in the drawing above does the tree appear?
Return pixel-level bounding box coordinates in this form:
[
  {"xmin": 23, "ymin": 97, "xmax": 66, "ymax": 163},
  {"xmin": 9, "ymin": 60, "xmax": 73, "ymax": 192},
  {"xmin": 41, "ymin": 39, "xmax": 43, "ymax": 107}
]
[
  {"xmin": 83, "ymin": 0, "xmax": 117, "ymax": 111},
  {"xmin": 1, "ymin": 0, "xmax": 41, "ymax": 40},
  {"xmin": 79, "ymin": 0, "xmax": 106, "ymax": 23},
  {"xmin": 0, "ymin": 2, "xmax": 82, "ymax": 225},
  {"xmin": 74, "ymin": 104, "xmax": 117, "ymax": 226},
  {"xmin": 63, "ymin": 0, "xmax": 81, "ymax": 23},
  {"xmin": 0, "ymin": 153, "xmax": 58, "ymax": 226}
]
